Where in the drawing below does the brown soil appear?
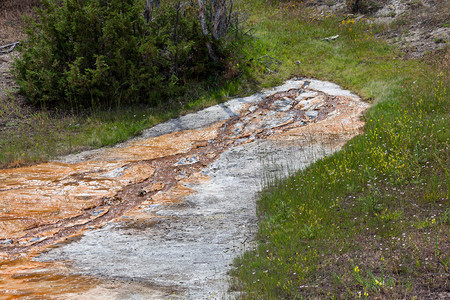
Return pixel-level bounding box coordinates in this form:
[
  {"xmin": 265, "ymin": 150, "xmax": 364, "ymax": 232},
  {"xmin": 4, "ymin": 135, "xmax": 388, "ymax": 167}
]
[{"xmin": 0, "ymin": 0, "xmax": 40, "ymax": 43}]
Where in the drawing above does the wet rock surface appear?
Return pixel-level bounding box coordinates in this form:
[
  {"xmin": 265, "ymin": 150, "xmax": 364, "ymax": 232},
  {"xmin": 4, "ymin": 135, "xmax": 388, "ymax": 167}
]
[{"xmin": 0, "ymin": 79, "xmax": 369, "ymax": 299}]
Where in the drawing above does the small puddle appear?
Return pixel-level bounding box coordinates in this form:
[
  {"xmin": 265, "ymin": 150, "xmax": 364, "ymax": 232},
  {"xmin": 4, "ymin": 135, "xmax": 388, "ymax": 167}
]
[{"xmin": 0, "ymin": 79, "xmax": 369, "ymax": 298}]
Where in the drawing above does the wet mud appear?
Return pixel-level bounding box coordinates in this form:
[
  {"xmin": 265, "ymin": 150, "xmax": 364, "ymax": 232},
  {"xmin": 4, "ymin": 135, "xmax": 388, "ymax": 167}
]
[{"xmin": 0, "ymin": 79, "xmax": 369, "ymax": 299}]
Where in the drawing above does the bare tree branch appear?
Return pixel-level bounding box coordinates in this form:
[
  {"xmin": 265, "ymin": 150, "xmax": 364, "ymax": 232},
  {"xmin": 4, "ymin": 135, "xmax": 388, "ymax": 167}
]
[
  {"xmin": 197, "ymin": 0, "xmax": 210, "ymax": 36},
  {"xmin": 144, "ymin": 0, "xmax": 160, "ymax": 22},
  {"xmin": 197, "ymin": 0, "xmax": 219, "ymax": 61},
  {"xmin": 211, "ymin": 0, "xmax": 225, "ymax": 39}
]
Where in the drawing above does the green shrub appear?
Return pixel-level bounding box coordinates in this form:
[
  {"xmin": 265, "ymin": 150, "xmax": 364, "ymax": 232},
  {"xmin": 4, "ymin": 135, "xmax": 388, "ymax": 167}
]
[
  {"xmin": 13, "ymin": 0, "xmax": 233, "ymax": 108},
  {"xmin": 346, "ymin": 0, "xmax": 383, "ymax": 14}
]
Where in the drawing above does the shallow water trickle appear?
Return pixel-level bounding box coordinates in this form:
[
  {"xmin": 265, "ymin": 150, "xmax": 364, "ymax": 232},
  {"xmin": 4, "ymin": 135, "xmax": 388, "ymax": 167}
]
[{"xmin": 0, "ymin": 79, "xmax": 369, "ymax": 299}]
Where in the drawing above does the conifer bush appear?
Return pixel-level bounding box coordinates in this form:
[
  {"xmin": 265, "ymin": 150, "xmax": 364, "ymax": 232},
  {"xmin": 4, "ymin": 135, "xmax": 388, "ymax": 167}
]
[{"xmin": 13, "ymin": 0, "xmax": 235, "ymax": 108}]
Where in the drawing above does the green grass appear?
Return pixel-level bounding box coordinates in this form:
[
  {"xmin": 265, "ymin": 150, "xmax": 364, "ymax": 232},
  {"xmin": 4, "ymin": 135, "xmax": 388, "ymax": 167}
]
[
  {"xmin": 0, "ymin": 100, "xmax": 164, "ymax": 167},
  {"xmin": 230, "ymin": 1, "xmax": 449, "ymax": 298},
  {"xmin": 0, "ymin": 71, "xmax": 248, "ymax": 168}
]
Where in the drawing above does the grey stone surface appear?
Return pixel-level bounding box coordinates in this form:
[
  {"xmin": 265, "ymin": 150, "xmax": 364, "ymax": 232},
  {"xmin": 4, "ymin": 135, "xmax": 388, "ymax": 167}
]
[{"xmin": 307, "ymin": 79, "xmax": 359, "ymax": 98}]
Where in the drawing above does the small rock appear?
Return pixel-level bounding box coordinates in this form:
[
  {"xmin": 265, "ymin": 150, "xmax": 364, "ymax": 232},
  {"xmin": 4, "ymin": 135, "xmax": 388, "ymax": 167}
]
[
  {"xmin": 296, "ymin": 100, "xmax": 311, "ymax": 109},
  {"xmin": 232, "ymin": 123, "xmax": 244, "ymax": 135},
  {"xmin": 145, "ymin": 203, "xmax": 162, "ymax": 211},
  {"xmin": 30, "ymin": 237, "xmax": 46, "ymax": 243},
  {"xmin": 91, "ymin": 209, "xmax": 105, "ymax": 216},
  {"xmin": 141, "ymin": 182, "xmax": 166, "ymax": 195},
  {"xmin": 100, "ymin": 167, "xmax": 127, "ymax": 178},
  {"xmin": 248, "ymin": 105, "xmax": 258, "ymax": 113},
  {"xmin": 295, "ymin": 92, "xmax": 318, "ymax": 101},
  {"xmin": 206, "ymin": 152, "xmax": 216, "ymax": 159},
  {"xmin": 297, "ymin": 97, "xmax": 325, "ymax": 110},
  {"xmin": 188, "ymin": 155, "xmax": 199, "ymax": 164},
  {"xmin": 193, "ymin": 141, "xmax": 208, "ymax": 148},
  {"xmin": 305, "ymin": 110, "xmax": 318, "ymax": 119},
  {"xmin": 272, "ymin": 97, "xmax": 293, "ymax": 111},
  {"xmin": 105, "ymin": 196, "xmax": 123, "ymax": 205},
  {"xmin": 174, "ymin": 155, "xmax": 199, "ymax": 166}
]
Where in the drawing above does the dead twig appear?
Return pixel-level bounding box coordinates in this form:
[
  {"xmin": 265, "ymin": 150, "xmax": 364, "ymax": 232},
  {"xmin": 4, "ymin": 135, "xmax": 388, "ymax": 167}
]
[
  {"xmin": 257, "ymin": 55, "xmax": 282, "ymax": 65},
  {"xmin": 322, "ymin": 35, "xmax": 339, "ymax": 41},
  {"xmin": 0, "ymin": 41, "xmax": 20, "ymax": 55},
  {"xmin": 257, "ymin": 55, "xmax": 282, "ymax": 73}
]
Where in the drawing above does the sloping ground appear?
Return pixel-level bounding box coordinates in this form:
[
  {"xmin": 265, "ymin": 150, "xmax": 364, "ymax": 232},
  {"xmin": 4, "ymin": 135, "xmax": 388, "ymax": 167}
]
[
  {"xmin": 314, "ymin": 0, "xmax": 449, "ymax": 58},
  {"xmin": 230, "ymin": 2, "xmax": 449, "ymax": 297},
  {"xmin": 1, "ymin": 1, "xmax": 41, "ymax": 165},
  {"xmin": 0, "ymin": 80, "xmax": 369, "ymax": 298}
]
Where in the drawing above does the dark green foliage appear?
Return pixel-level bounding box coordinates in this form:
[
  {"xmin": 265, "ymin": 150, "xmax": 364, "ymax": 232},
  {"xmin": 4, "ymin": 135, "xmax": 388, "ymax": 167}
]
[
  {"xmin": 346, "ymin": 0, "xmax": 384, "ymax": 14},
  {"xmin": 13, "ymin": 0, "xmax": 232, "ymax": 108},
  {"xmin": 146, "ymin": 4, "xmax": 219, "ymax": 92}
]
